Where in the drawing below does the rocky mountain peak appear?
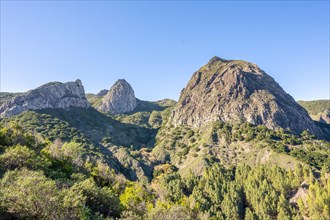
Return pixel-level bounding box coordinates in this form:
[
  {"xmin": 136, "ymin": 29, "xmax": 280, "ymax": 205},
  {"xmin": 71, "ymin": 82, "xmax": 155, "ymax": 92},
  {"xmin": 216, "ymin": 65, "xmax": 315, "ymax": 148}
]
[
  {"xmin": 75, "ymin": 79, "xmax": 83, "ymax": 86},
  {"xmin": 171, "ymin": 57, "xmax": 322, "ymax": 136},
  {"xmin": 98, "ymin": 79, "xmax": 137, "ymax": 114},
  {"xmin": 0, "ymin": 79, "xmax": 90, "ymax": 118}
]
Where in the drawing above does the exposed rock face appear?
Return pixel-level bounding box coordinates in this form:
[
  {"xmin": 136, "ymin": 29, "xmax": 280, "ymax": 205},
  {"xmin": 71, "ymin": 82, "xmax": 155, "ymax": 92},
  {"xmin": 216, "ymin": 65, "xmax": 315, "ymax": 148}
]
[
  {"xmin": 0, "ymin": 79, "xmax": 90, "ymax": 118},
  {"xmin": 98, "ymin": 79, "xmax": 137, "ymax": 114},
  {"xmin": 171, "ymin": 56, "xmax": 322, "ymax": 136}
]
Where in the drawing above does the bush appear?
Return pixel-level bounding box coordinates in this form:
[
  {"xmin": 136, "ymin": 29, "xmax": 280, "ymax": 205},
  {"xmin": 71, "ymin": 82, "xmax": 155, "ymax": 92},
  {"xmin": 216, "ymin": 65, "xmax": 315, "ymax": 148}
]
[
  {"xmin": 0, "ymin": 145, "xmax": 44, "ymax": 170},
  {"xmin": 192, "ymin": 153, "xmax": 198, "ymax": 158},
  {"xmin": 0, "ymin": 169, "xmax": 86, "ymax": 219},
  {"xmin": 182, "ymin": 147, "xmax": 189, "ymax": 156}
]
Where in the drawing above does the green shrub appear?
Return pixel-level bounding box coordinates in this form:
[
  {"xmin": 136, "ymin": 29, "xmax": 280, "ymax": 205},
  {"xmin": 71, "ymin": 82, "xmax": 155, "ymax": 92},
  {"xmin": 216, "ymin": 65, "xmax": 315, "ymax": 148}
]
[
  {"xmin": 0, "ymin": 145, "xmax": 44, "ymax": 170},
  {"xmin": 0, "ymin": 169, "xmax": 86, "ymax": 219}
]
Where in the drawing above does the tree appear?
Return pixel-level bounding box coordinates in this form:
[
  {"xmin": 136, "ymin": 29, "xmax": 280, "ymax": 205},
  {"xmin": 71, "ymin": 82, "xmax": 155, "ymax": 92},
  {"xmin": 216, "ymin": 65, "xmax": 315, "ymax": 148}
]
[
  {"xmin": 72, "ymin": 178, "xmax": 121, "ymax": 218},
  {"xmin": 159, "ymin": 172, "xmax": 186, "ymax": 202},
  {"xmin": 120, "ymin": 182, "xmax": 154, "ymax": 218}
]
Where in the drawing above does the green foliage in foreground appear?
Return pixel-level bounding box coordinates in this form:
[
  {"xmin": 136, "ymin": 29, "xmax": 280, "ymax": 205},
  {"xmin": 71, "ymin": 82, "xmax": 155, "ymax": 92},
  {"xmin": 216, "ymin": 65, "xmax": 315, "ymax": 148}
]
[
  {"xmin": 155, "ymin": 164, "xmax": 329, "ymax": 220},
  {"xmin": 0, "ymin": 121, "xmax": 329, "ymax": 219},
  {"xmin": 0, "ymin": 123, "xmax": 123, "ymax": 219},
  {"xmin": 0, "ymin": 168, "xmax": 86, "ymax": 219}
]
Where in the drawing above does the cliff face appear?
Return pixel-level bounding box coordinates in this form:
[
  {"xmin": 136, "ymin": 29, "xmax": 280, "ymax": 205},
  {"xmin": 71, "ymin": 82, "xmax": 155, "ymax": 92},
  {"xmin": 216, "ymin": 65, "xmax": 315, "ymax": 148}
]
[
  {"xmin": 98, "ymin": 79, "xmax": 137, "ymax": 114},
  {"xmin": 0, "ymin": 79, "xmax": 89, "ymax": 118},
  {"xmin": 170, "ymin": 57, "xmax": 322, "ymax": 136}
]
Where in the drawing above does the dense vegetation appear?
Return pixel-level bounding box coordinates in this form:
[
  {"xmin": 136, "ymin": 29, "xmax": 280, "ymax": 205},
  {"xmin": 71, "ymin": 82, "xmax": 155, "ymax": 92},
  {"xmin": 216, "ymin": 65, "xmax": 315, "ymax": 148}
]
[
  {"xmin": 0, "ymin": 98, "xmax": 329, "ymax": 219},
  {"xmin": 0, "ymin": 116, "xmax": 329, "ymax": 219},
  {"xmin": 0, "ymin": 108, "xmax": 154, "ymax": 147},
  {"xmin": 154, "ymin": 120, "xmax": 330, "ymax": 174},
  {"xmin": 0, "ymin": 123, "xmax": 329, "ymax": 219}
]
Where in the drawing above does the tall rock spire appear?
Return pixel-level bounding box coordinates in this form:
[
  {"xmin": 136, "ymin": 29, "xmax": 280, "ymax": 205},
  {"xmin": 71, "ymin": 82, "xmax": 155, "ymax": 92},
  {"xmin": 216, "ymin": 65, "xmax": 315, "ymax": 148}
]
[{"xmin": 98, "ymin": 79, "xmax": 137, "ymax": 114}]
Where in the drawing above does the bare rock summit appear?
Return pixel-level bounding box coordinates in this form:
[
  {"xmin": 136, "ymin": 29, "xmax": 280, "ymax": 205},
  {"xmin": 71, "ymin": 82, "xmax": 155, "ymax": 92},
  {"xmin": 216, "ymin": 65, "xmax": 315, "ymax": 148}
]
[
  {"xmin": 0, "ymin": 79, "xmax": 90, "ymax": 118},
  {"xmin": 98, "ymin": 79, "xmax": 137, "ymax": 114},
  {"xmin": 171, "ymin": 56, "xmax": 322, "ymax": 136}
]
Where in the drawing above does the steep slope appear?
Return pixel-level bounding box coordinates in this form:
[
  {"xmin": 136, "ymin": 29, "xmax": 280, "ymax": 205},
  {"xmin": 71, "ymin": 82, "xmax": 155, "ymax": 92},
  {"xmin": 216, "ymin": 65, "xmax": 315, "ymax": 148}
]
[
  {"xmin": 0, "ymin": 107, "xmax": 157, "ymax": 181},
  {"xmin": 171, "ymin": 57, "xmax": 322, "ymax": 136},
  {"xmin": 98, "ymin": 79, "xmax": 137, "ymax": 114},
  {"xmin": 0, "ymin": 108, "xmax": 155, "ymax": 148},
  {"xmin": 0, "ymin": 79, "xmax": 89, "ymax": 118}
]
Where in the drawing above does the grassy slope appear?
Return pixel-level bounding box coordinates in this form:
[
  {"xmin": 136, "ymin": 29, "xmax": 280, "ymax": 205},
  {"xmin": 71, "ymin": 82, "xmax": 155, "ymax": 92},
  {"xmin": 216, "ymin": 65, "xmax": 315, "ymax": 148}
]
[
  {"xmin": 0, "ymin": 108, "xmax": 160, "ymax": 181},
  {"xmin": 153, "ymin": 120, "xmax": 330, "ymax": 177},
  {"xmin": 298, "ymin": 100, "xmax": 330, "ymax": 123}
]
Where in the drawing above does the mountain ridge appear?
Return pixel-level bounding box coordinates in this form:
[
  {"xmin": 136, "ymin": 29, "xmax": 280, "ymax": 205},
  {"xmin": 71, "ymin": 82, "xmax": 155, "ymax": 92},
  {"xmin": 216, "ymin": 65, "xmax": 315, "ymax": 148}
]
[{"xmin": 0, "ymin": 79, "xmax": 89, "ymax": 118}]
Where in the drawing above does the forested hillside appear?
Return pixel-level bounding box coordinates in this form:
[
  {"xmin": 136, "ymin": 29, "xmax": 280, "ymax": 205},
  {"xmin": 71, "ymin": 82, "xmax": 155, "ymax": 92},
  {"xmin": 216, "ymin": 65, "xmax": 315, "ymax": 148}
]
[{"xmin": 0, "ymin": 110, "xmax": 329, "ymax": 219}]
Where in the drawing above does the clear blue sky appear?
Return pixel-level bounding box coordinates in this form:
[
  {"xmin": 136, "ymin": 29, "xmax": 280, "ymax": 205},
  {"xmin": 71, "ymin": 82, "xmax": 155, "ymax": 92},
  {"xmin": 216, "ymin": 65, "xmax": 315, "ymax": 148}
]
[{"xmin": 1, "ymin": 1, "xmax": 329, "ymax": 101}]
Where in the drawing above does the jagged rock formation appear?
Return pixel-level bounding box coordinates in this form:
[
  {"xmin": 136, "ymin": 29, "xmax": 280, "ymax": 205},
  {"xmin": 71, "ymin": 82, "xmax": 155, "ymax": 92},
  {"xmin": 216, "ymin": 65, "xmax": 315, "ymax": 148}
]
[
  {"xmin": 0, "ymin": 79, "xmax": 89, "ymax": 118},
  {"xmin": 98, "ymin": 79, "xmax": 137, "ymax": 114},
  {"xmin": 171, "ymin": 56, "xmax": 322, "ymax": 136}
]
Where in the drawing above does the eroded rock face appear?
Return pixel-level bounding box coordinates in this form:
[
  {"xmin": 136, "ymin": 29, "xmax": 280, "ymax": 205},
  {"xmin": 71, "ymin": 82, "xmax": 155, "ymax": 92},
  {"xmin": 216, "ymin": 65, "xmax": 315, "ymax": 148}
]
[
  {"xmin": 0, "ymin": 79, "xmax": 90, "ymax": 118},
  {"xmin": 98, "ymin": 79, "xmax": 137, "ymax": 114},
  {"xmin": 171, "ymin": 56, "xmax": 322, "ymax": 136}
]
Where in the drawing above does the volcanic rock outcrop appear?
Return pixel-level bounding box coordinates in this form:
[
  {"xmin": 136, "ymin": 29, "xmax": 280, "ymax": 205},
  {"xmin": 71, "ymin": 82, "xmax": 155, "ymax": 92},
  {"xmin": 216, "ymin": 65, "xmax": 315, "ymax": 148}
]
[
  {"xmin": 171, "ymin": 56, "xmax": 322, "ymax": 136},
  {"xmin": 98, "ymin": 79, "xmax": 137, "ymax": 114},
  {"xmin": 0, "ymin": 79, "xmax": 89, "ymax": 118}
]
